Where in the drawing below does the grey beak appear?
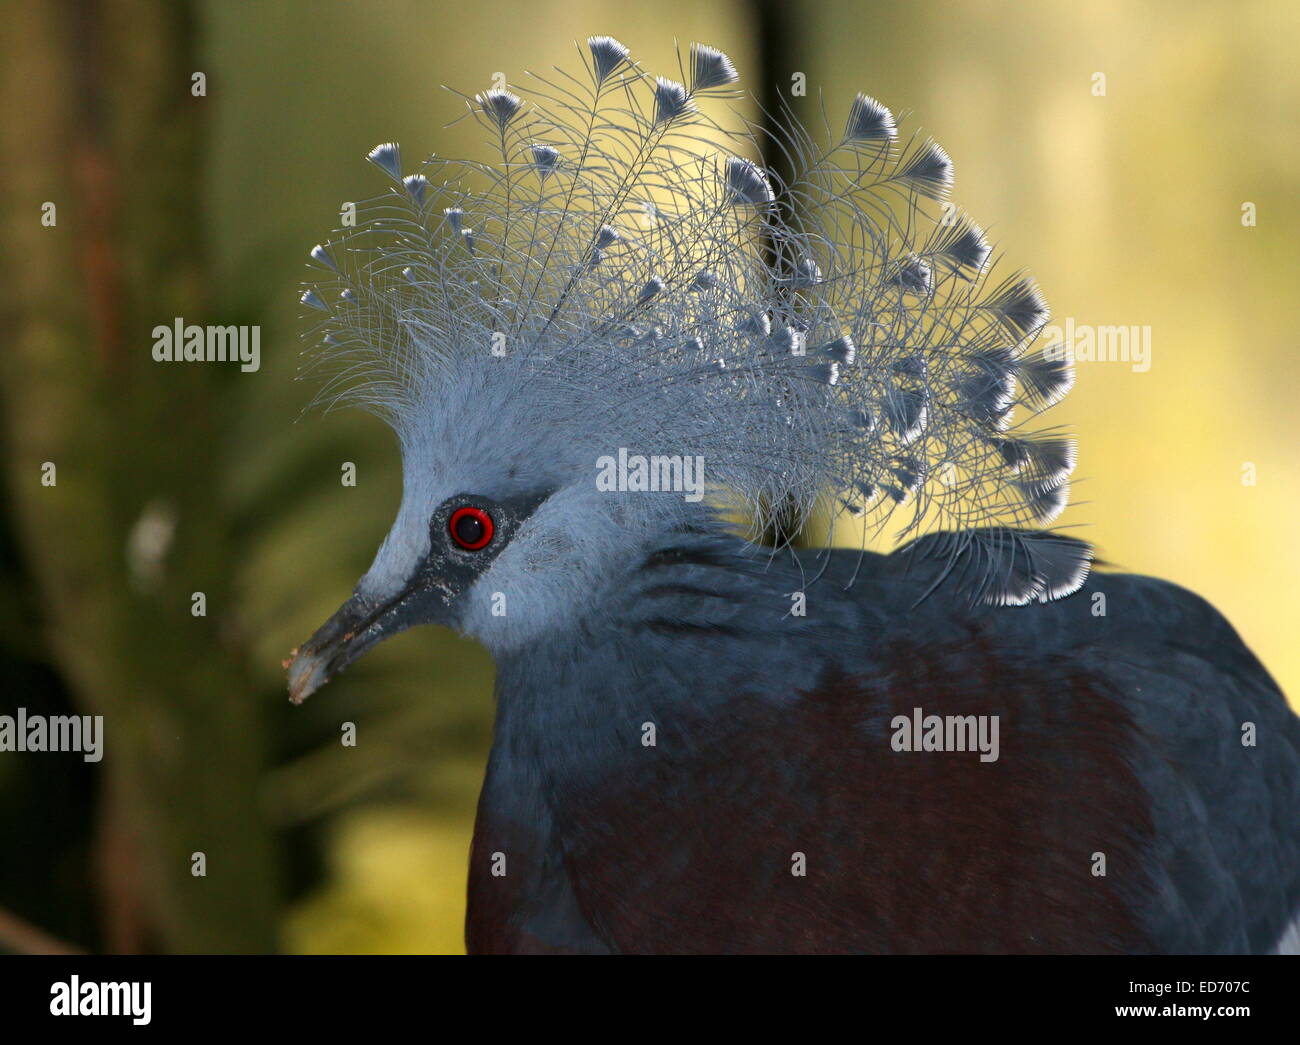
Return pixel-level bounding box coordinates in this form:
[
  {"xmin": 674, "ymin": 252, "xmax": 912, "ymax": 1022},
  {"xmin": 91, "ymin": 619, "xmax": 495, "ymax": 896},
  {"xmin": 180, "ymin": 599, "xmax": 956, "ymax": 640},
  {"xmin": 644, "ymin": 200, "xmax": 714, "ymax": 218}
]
[
  {"xmin": 285, "ymin": 592, "xmax": 391, "ymax": 704},
  {"xmin": 285, "ymin": 574, "xmax": 454, "ymax": 703}
]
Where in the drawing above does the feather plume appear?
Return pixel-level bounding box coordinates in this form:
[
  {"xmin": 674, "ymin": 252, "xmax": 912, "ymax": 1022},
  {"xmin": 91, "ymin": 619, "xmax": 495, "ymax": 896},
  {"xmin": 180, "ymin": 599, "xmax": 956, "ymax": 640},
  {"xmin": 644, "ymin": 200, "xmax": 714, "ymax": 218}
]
[{"xmin": 299, "ymin": 37, "xmax": 1085, "ymax": 604}]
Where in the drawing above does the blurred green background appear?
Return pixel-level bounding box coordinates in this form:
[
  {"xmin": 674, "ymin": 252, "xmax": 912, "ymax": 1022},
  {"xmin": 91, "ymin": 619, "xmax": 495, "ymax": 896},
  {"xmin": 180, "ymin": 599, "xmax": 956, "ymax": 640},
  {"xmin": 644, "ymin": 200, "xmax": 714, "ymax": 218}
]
[{"xmin": 0, "ymin": 0, "xmax": 1296, "ymax": 954}]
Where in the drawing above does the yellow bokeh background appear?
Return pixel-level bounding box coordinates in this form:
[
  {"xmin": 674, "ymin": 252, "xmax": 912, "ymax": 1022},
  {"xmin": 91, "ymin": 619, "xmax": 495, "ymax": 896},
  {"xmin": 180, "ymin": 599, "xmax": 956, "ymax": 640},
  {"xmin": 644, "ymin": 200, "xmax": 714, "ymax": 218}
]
[
  {"xmin": 201, "ymin": 0, "xmax": 1298, "ymax": 953},
  {"xmin": 6, "ymin": 0, "xmax": 1292, "ymax": 955}
]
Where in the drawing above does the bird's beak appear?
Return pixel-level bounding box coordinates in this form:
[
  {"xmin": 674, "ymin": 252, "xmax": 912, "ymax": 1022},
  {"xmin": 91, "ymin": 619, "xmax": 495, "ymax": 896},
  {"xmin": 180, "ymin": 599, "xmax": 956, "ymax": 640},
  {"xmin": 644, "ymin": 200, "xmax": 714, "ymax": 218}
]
[
  {"xmin": 285, "ymin": 578, "xmax": 447, "ymax": 704},
  {"xmin": 285, "ymin": 592, "xmax": 389, "ymax": 704}
]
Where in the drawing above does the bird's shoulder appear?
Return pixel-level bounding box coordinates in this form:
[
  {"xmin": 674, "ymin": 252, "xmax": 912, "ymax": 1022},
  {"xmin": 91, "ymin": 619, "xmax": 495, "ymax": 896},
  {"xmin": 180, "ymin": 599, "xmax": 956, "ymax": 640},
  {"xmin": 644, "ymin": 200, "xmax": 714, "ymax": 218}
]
[{"xmin": 570, "ymin": 528, "xmax": 1300, "ymax": 952}]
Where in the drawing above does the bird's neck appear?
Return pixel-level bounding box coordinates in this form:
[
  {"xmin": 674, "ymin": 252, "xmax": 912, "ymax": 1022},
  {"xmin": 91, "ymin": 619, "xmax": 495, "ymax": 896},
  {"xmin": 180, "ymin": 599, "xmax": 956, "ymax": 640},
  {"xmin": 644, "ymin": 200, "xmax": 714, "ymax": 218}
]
[
  {"xmin": 486, "ymin": 526, "xmax": 857, "ymax": 782},
  {"xmin": 466, "ymin": 527, "xmax": 900, "ymax": 951}
]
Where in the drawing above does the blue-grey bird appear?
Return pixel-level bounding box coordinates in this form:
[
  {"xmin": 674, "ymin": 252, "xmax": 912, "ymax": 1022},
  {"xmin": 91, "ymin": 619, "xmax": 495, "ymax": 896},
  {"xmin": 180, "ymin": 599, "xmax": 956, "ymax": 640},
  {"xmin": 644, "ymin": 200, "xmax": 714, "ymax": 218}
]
[{"xmin": 285, "ymin": 37, "xmax": 1300, "ymax": 954}]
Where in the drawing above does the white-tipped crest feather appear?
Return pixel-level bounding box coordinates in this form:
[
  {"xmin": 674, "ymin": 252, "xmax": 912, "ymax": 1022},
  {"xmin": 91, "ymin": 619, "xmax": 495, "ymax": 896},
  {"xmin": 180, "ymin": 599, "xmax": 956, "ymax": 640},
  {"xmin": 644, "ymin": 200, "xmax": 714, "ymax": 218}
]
[{"xmin": 300, "ymin": 38, "xmax": 1083, "ymax": 604}]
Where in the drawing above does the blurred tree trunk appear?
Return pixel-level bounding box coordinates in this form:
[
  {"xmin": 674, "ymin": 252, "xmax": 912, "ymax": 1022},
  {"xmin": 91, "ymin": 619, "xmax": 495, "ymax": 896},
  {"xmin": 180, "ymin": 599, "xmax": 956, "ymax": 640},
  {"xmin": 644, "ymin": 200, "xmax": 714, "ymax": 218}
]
[
  {"xmin": 754, "ymin": 0, "xmax": 801, "ymax": 202},
  {"xmin": 0, "ymin": 0, "xmax": 278, "ymax": 952},
  {"xmin": 753, "ymin": 0, "xmax": 815, "ymax": 549}
]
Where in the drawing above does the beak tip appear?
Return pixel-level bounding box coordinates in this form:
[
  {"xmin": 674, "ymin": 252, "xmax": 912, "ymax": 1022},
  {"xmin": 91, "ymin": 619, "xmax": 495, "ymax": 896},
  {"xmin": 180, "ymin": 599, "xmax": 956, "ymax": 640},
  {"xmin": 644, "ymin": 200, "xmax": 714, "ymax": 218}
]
[
  {"xmin": 286, "ymin": 647, "xmax": 328, "ymax": 705},
  {"xmin": 287, "ymin": 589, "xmax": 395, "ymax": 705}
]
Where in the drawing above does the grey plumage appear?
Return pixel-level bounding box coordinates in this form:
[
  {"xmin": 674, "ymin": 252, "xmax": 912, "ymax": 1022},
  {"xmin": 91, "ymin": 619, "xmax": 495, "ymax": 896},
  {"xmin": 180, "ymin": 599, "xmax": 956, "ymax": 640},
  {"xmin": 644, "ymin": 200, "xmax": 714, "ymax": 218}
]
[
  {"xmin": 298, "ymin": 34, "xmax": 1087, "ymax": 607},
  {"xmin": 287, "ymin": 36, "xmax": 1300, "ymax": 954},
  {"xmin": 462, "ymin": 516, "xmax": 1300, "ymax": 952}
]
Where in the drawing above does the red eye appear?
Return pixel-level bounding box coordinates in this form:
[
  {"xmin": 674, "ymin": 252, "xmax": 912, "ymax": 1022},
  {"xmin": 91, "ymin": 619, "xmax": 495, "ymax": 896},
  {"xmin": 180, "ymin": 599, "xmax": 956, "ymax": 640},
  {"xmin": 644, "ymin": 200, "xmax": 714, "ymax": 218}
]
[{"xmin": 448, "ymin": 506, "xmax": 495, "ymax": 550}]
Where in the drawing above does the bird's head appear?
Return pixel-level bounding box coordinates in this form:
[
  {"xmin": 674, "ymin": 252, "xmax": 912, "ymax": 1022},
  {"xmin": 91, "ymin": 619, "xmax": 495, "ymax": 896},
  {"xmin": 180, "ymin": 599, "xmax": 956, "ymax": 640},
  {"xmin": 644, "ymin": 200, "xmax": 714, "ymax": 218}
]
[
  {"xmin": 287, "ymin": 36, "xmax": 1085, "ymax": 703},
  {"xmin": 286, "ymin": 361, "xmax": 696, "ymax": 703}
]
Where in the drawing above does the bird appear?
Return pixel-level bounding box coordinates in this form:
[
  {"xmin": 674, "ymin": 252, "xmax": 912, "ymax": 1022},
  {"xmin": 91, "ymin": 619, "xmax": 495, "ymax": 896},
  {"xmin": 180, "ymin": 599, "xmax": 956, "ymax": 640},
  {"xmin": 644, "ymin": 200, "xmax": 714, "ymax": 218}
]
[{"xmin": 285, "ymin": 36, "xmax": 1300, "ymax": 954}]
